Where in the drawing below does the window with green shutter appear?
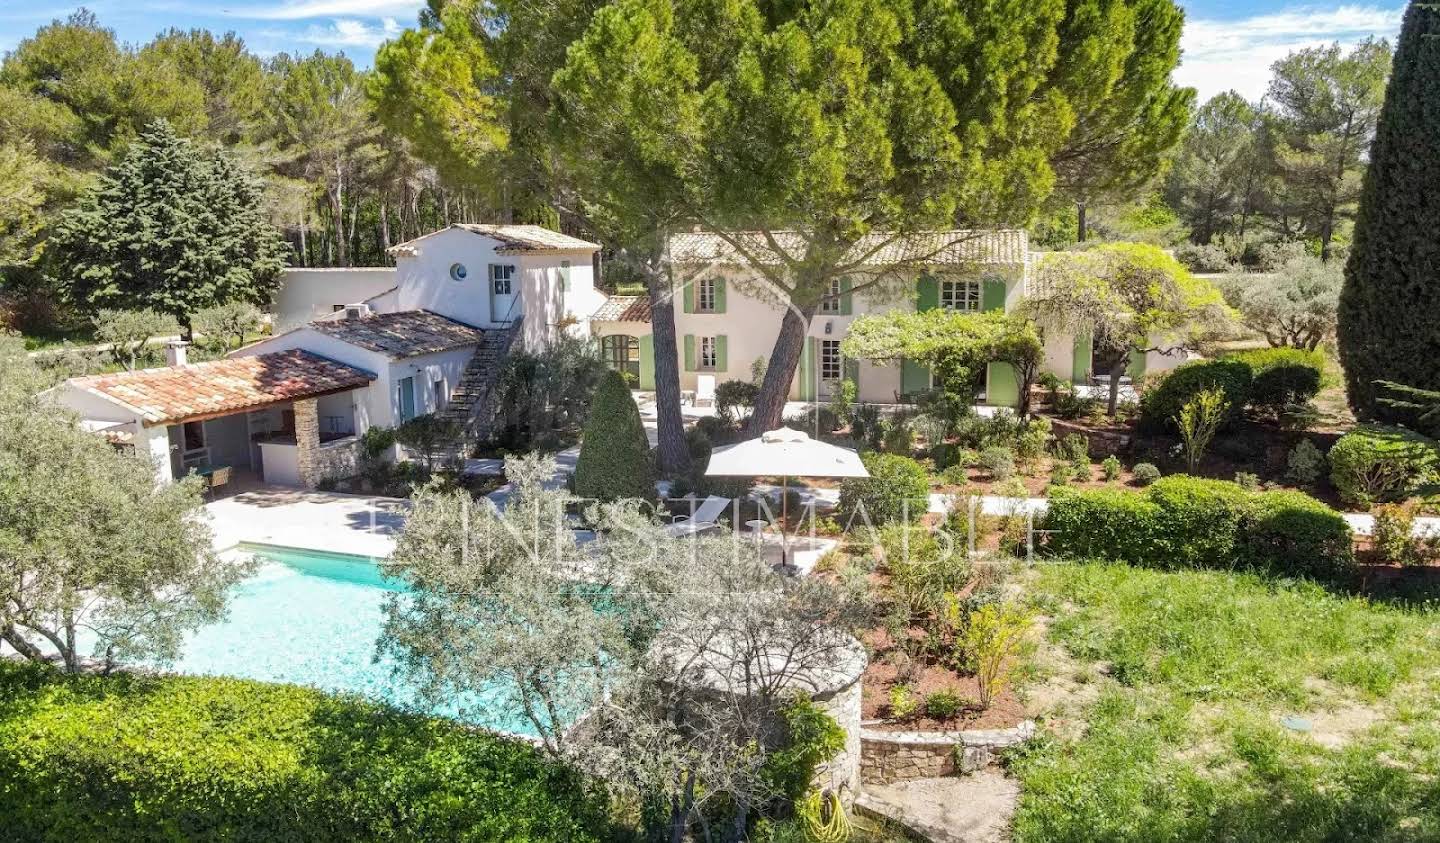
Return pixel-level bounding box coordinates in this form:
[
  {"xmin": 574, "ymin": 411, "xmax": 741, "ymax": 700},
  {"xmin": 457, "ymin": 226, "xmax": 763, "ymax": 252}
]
[
  {"xmin": 917, "ymin": 274, "xmax": 940, "ymax": 311},
  {"xmin": 684, "ymin": 334, "xmax": 696, "ymax": 371},
  {"xmin": 638, "ymin": 335, "xmax": 655, "ymax": 389},
  {"xmin": 981, "ymin": 276, "xmax": 1007, "ymax": 312}
]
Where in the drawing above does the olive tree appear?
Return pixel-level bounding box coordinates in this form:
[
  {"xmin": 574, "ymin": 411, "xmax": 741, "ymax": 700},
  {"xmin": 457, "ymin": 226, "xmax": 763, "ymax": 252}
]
[
  {"xmin": 1024, "ymin": 243, "xmax": 1231, "ymax": 415},
  {"xmin": 92, "ymin": 308, "xmax": 178, "ymax": 370},
  {"xmin": 380, "ymin": 454, "xmax": 869, "ymax": 840},
  {"xmin": 0, "ymin": 335, "xmax": 250, "ymax": 671},
  {"xmin": 1227, "ymin": 255, "xmax": 1340, "ymax": 351}
]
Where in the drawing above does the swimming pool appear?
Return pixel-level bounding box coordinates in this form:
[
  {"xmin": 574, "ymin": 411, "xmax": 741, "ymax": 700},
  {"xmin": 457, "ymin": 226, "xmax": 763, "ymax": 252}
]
[{"xmin": 142, "ymin": 544, "xmax": 534, "ymax": 734}]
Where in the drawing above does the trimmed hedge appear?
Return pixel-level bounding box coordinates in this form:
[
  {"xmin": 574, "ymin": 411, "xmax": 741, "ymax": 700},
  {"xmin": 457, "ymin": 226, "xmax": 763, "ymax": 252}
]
[
  {"xmin": 1045, "ymin": 475, "xmax": 1353, "ymax": 580},
  {"xmin": 839, "ymin": 452, "xmax": 930, "ymax": 525},
  {"xmin": 1139, "ymin": 359, "xmax": 1253, "ymax": 433},
  {"xmin": 1227, "ymin": 347, "xmax": 1325, "ymax": 413},
  {"xmin": 0, "ymin": 663, "xmax": 611, "ymax": 842},
  {"xmin": 1328, "ymin": 424, "xmax": 1440, "ymax": 506}
]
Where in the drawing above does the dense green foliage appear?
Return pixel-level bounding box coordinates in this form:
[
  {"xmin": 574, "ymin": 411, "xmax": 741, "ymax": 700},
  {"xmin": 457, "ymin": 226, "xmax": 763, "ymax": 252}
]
[
  {"xmin": 0, "ymin": 662, "xmax": 611, "ymax": 842},
  {"xmin": 1166, "ymin": 41, "xmax": 1391, "ymax": 259},
  {"xmin": 47, "ymin": 120, "xmax": 286, "ymax": 326},
  {"xmin": 1044, "ymin": 476, "xmax": 1353, "ymax": 580},
  {"xmin": 839, "ymin": 452, "xmax": 930, "ymax": 526},
  {"xmin": 1138, "ymin": 359, "xmax": 1252, "ymax": 432},
  {"xmin": 574, "ymin": 370, "xmax": 655, "ymax": 501},
  {"xmin": 1327, "ymin": 424, "xmax": 1440, "ymax": 506},
  {"xmin": 1014, "ymin": 562, "xmax": 1440, "ymax": 841},
  {"xmin": 1338, "ymin": 4, "xmax": 1440, "ymax": 420},
  {"xmin": 0, "ymin": 12, "xmax": 495, "ymax": 336},
  {"xmin": 1226, "ymin": 347, "xmax": 1325, "ymax": 415},
  {"xmin": 1046, "ymin": 0, "xmax": 1194, "ymax": 240},
  {"xmin": 756, "ymin": 696, "xmax": 846, "ymax": 806}
]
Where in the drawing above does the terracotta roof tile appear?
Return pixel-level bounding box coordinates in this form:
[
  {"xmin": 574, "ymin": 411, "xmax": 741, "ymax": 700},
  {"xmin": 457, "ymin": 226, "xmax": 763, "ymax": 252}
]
[
  {"xmin": 310, "ymin": 310, "xmax": 486, "ymax": 358},
  {"xmin": 389, "ymin": 223, "xmax": 599, "ymax": 255},
  {"xmin": 591, "ymin": 295, "xmax": 652, "ymax": 322},
  {"xmin": 669, "ymin": 229, "xmax": 1028, "ymax": 267},
  {"xmin": 455, "ymin": 223, "xmax": 600, "ymax": 253},
  {"xmin": 70, "ymin": 350, "xmax": 375, "ymax": 426}
]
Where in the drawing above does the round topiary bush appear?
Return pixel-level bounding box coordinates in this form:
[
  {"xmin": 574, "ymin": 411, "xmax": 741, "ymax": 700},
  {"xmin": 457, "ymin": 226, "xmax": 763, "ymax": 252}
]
[
  {"xmin": 839, "ymin": 452, "xmax": 930, "ymax": 526},
  {"xmin": 574, "ymin": 370, "xmax": 655, "ymax": 502},
  {"xmin": 1227, "ymin": 348, "xmax": 1325, "ymax": 416},
  {"xmin": 1138, "ymin": 359, "xmax": 1252, "ymax": 433},
  {"xmin": 1328, "ymin": 425, "xmax": 1440, "ymax": 506},
  {"xmin": 1132, "ymin": 463, "xmax": 1162, "ymax": 486}
]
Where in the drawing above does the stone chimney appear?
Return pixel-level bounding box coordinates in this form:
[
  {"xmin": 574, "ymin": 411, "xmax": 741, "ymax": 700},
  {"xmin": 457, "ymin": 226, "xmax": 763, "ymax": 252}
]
[
  {"xmin": 344, "ymin": 303, "xmax": 372, "ymax": 321},
  {"xmin": 165, "ymin": 340, "xmax": 189, "ymax": 367}
]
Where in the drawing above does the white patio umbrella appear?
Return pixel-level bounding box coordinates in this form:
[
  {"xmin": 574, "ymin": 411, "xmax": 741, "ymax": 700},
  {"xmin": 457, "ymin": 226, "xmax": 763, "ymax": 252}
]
[{"xmin": 705, "ymin": 428, "xmax": 869, "ymax": 544}]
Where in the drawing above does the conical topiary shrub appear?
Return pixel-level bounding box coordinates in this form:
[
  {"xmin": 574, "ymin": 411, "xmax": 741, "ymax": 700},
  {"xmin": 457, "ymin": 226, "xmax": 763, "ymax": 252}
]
[
  {"xmin": 1338, "ymin": 2, "xmax": 1440, "ymax": 419},
  {"xmin": 574, "ymin": 370, "xmax": 655, "ymax": 502}
]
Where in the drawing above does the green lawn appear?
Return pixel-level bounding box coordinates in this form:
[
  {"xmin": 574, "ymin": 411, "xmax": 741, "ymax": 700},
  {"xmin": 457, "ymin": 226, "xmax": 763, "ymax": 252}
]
[{"xmin": 1012, "ymin": 562, "xmax": 1440, "ymax": 842}]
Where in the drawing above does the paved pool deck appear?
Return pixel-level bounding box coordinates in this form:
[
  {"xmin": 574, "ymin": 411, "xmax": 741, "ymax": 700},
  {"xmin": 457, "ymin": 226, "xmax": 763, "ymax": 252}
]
[{"xmin": 205, "ymin": 487, "xmax": 409, "ymax": 558}]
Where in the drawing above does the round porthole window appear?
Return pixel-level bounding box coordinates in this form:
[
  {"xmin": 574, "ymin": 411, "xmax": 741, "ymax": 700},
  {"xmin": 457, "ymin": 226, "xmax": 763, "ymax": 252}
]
[{"xmin": 449, "ymin": 263, "xmax": 468, "ymax": 281}]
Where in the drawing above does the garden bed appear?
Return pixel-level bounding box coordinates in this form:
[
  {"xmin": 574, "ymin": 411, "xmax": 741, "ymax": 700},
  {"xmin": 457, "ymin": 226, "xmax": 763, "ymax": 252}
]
[{"xmin": 860, "ymin": 654, "xmax": 1028, "ymax": 732}]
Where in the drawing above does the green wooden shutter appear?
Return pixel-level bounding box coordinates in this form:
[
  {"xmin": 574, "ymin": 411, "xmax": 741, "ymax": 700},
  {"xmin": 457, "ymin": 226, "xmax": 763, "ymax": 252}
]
[
  {"xmin": 560, "ymin": 260, "xmax": 572, "ymax": 291},
  {"xmin": 714, "ymin": 278, "xmax": 727, "ymax": 314},
  {"xmin": 981, "ymin": 276, "xmax": 1007, "ymax": 312},
  {"xmin": 844, "ymin": 356, "xmax": 860, "ymax": 391},
  {"xmin": 986, "ymin": 362, "xmax": 1020, "ymax": 408},
  {"xmin": 917, "ymin": 274, "xmax": 939, "ymax": 311},
  {"xmin": 682, "ymin": 282, "xmax": 694, "ymax": 314},
  {"xmin": 798, "ymin": 338, "xmax": 817, "ymax": 401},
  {"xmin": 684, "ymin": 334, "xmax": 696, "ymax": 372},
  {"xmin": 1071, "ymin": 333, "xmax": 1092, "ymax": 385},
  {"xmin": 638, "ymin": 334, "xmax": 656, "ymax": 389},
  {"xmin": 1127, "ymin": 349, "xmax": 1147, "ymax": 379},
  {"xmin": 715, "ymin": 335, "xmax": 728, "ymax": 373},
  {"xmin": 901, "ymin": 358, "xmax": 930, "ymax": 395},
  {"xmin": 839, "ymin": 277, "xmax": 853, "ymax": 315}
]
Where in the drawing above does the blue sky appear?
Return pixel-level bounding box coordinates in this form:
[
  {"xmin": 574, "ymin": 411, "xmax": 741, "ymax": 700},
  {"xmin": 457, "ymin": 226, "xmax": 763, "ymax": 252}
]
[{"xmin": 0, "ymin": 1, "xmax": 1408, "ymax": 102}]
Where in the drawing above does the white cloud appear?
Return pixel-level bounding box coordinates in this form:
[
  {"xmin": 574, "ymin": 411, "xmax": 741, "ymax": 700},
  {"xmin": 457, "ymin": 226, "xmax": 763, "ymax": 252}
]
[
  {"xmin": 1177, "ymin": 4, "xmax": 1404, "ymax": 102},
  {"xmin": 289, "ymin": 16, "xmax": 402, "ymax": 48},
  {"xmin": 234, "ymin": 1, "xmax": 424, "ymax": 22}
]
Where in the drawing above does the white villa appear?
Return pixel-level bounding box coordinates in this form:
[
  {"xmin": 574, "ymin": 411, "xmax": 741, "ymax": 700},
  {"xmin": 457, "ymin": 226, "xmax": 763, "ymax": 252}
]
[{"xmin": 50, "ymin": 222, "xmax": 1186, "ymax": 489}]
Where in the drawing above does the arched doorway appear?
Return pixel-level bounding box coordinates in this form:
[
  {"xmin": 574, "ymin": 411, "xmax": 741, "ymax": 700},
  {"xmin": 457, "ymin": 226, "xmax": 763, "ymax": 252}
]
[{"xmin": 601, "ymin": 334, "xmax": 641, "ymax": 384}]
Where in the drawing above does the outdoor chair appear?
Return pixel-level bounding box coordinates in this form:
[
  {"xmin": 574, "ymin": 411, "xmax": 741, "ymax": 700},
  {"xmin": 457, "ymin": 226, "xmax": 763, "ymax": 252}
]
[
  {"xmin": 665, "ymin": 494, "xmax": 731, "ymax": 537},
  {"xmin": 205, "ymin": 466, "xmax": 232, "ymax": 497}
]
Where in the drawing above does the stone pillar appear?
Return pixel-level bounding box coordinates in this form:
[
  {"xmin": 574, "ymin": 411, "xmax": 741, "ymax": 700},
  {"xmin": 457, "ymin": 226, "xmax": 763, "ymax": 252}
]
[
  {"xmin": 813, "ymin": 669, "xmax": 865, "ymax": 801},
  {"xmin": 293, "ymin": 398, "xmax": 321, "ymax": 488}
]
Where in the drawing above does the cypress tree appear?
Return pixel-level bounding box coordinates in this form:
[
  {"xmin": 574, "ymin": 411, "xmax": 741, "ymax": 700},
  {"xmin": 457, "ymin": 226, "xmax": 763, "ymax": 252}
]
[
  {"xmin": 573, "ymin": 370, "xmax": 655, "ymax": 502},
  {"xmin": 1338, "ymin": 2, "xmax": 1440, "ymax": 420}
]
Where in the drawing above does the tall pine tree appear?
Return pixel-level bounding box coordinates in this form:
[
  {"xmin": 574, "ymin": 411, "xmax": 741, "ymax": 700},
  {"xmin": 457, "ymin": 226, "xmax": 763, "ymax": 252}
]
[
  {"xmin": 1338, "ymin": 2, "xmax": 1440, "ymax": 420},
  {"xmin": 48, "ymin": 119, "xmax": 287, "ymax": 330}
]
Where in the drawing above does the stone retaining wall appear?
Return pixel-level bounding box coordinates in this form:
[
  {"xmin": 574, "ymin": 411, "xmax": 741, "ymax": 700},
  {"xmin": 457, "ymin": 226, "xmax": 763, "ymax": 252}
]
[
  {"xmin": 1048, "ymin": 417, "xmax": 1131, "ymax": 458},
  {"xmin": 860, "ymin": 721, "xmax": 1035, "ymax": 785},
  {"xmin": 314, "ymin": 437, "xmax": 361, "ymax": 485}
]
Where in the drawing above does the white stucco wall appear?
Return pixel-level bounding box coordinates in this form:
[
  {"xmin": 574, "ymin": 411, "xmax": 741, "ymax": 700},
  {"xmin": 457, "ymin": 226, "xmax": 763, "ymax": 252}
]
[
  {"xmin": 668, "ymin": 265, "xmax": 1026, "ymax": 403},
  {"xmin": 273, "ymin": 268, "xmax": 397, "ymax": 330},
  {"xmin": 391, "ymin": 227, "xmax": 600, "ymax": 344}
]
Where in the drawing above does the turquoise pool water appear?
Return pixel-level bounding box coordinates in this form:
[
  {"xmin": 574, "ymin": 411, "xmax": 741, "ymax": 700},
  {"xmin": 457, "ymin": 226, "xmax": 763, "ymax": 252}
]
[{"xmin": 146, "ymin": 544, "xmax": 533, "ymax": 734}]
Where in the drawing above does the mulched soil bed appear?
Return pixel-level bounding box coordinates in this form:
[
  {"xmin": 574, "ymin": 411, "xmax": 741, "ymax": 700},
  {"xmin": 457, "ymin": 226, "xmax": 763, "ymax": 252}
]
[{"xmin": 860, "ymin": 657, "xmax": 1028, "ymax": 732}]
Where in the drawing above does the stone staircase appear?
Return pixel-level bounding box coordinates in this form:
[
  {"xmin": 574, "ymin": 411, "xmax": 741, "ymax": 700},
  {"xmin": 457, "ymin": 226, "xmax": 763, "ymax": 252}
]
[{"xmin": 434, "ymin": 318, "xmax": 523, "ymax": 460}]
